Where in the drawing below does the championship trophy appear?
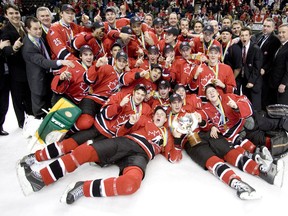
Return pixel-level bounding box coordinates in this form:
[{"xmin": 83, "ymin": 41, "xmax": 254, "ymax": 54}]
[{"xmin": 172, "ymin": 113, "xmax": 201, "ymax": 146}]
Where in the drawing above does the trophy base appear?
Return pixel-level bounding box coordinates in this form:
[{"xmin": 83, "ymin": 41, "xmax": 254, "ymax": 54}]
[{"xmin": 187, "ymin": 132, "xmax": 201, "ymax": 147}]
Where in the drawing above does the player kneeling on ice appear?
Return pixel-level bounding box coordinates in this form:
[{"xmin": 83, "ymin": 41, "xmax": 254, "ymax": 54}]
[{"xmin": 17, "ymin": 106, "xmax": 182, "ymax": 204}]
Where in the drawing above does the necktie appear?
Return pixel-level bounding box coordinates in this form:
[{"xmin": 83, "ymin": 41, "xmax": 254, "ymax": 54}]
[
  {"xmin": 39, "ymin": 39, "xmax": 50, "ymax": 60},
  {"xmin": 257, "ymin": 35, "xmax": 265, "ymax": 46},
  {"xmin": 18, "ymin": 27, "xmax": 26, "ymax": 39},
  {"xmin": 242, "ymin": 45, "xmax": 246, "ymax": 64}
]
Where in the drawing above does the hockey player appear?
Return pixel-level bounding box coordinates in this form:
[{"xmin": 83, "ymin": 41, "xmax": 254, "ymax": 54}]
[
  {"xmin": 18, "ymin": 84, "xmax": 151, "ymax": 166},
  {"xmin": 191, "ymin": 24, "xmax": 222, "ymax": 57},
  {"xmin": 46, "ymin": 4, "xmax": 91, "ymax": 60},
  {"xmin": 150, "ymin": 80, "xmax": 171, "ymax": 111},
  {"xmin": 51, "ymin": 45, "xmax": 94, "ymax": 105},
  {"xmin": 189, "ymin": 45, "xmax": 236, "ymax": 102},
  {"xmin": 167, "ymin": 93, "xmax": 285, "ymax": 200},
  {"xmin": 70, "ymin": 50, "xmax": 129, "ymax": 132},
  {"xmin": 17, "ymin": 106, "xmax": 182, "ymax": 204},
  {"xmin": 119, "ymin": 63, "xmax": 163, "ymax": 102},
  {"xmin": 173, "ymin": 84, "xmax": 202, "ymax": 112}
]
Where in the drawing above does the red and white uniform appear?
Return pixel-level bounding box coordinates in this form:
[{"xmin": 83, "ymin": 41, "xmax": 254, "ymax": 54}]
[
  {"xmin": 117, "ymin": 115, "xmax": 181, "ymax": 161},
  {"xmin": 189, "ymin": 63, "xmax": 236, "ymax": 101},
  {"xmin": 158, "ymin": 40, "xmax": 181, "ymax": 57},
  {"xmin": 182, "ymin": 94, "xmax": 202, "ymax": 112},
  {"xmin": 173, "ymin": 57, "xmax": 198, "ymax": 87},
  {"xmin": 47, "ymin": 21, "xmax": 89, "ymax": 60},
  {"xmin": 84, "ymin": 64, "xmax": 122, "ymax": 105},
  {"xmin": 119, "ymin": 68, "xmax": 158, "ymax": 95},
  {"xmin": 72, "ymin": 32, "xmax": 109, "ymax": 59},
  {"xmin": 51, "ymin": 60, "xmax": 90, "ymax": 104},
  {"xmin": 192, "ymin": 38, "xmax": 222, "ymax": 56},
  {"xmin": 94, "ymin": 91, "xmax": 152, "ymax": 138},
  {"xmin": 202, "ymin": 93, "xmax": 253, "ymax": 141}
]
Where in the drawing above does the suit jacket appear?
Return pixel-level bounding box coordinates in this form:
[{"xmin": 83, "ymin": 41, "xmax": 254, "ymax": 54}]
[
  {"xmin": 255, "ymin": 32, "xmax": 281, "ymax": 73},
  {"xmin": 239, "ymin": 42, "xmax": 263, "ymax": 86},
  {"xmin": 269, "ymin": 42, "xmax": 288, "ymax": 88},
  {"xmin": 0, "ymin": 22, "xmax": 27, "ymax": 82},
  {"xmin": 22, "ymin": 35, "xmax": 59, "ymax": 95}
]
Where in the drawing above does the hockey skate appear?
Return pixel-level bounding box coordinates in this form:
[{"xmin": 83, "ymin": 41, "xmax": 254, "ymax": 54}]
[
  {"xmin": 254, "ymin": 146, "xmax": 273, "ymax": 162},
  {"xmin": 16, "ymin": 163, "xmax": 45, "ymax": 196},
  {"xmin": 60, "ymin": 181, "xmax": 84, "ymax": 204},
  {"xmin": 259, "ymin": 159, "xmax": 285, "ymax": 187},
  {"xmin": 18, "ymin": 153, "xmax": 37, "ymax": 167},
  {"xmin": 230, "ymin": 178, "xmax": 261, "ymax": 200}
]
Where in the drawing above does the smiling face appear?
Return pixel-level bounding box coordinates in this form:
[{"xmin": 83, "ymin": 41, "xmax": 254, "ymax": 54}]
[
  {"xmin": 153, "ymin": 108, "xmax": 167, "ymax": 127},
  {"xmin": 5, "ymin": 7, "xmax": 21, "ymax": 26},
  {"xmin": 80, "ymin": 50, "xmax": 94, "ymax": 67},
  {"xmin": 132, "ymin": 89, "xmax": 147, "ymax": 105},
  {"xmin": 205, "ymin": 86, "xmax": 219, "ymax": 104},
  {"xmin": 158, "ymin": 86, "xmax": 170, "ymax": 99},
  {"xmin": 105, "ymin": 11, "xmax": 116, "ymax": 24},
  {"xmin": 27, "ymin": 20, "xmax": 42, "ymax": 38},
  {"xmin": 170, "ymin": 99, "xmax": 183, "ymax": 114},
  {"xmin": 37, "ymin": 9, "xmax": 52, "ymax": 27},
  {"xmin": 150, "ymin": 68, "xmax": 162, "ymax": 82},
  {"xmin": 115, "ymin": 58, "xmax": 127, "ymax": 71}
]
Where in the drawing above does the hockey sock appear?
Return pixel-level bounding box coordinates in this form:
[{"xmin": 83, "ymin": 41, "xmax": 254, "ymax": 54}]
[
  {"xmin": 35, "ymin": 138, "xmax": 78, "ymax": 161},
  {"xmin": 239, "ymin": 139, "xmax": 256, "ymax": 153},
  {"xmin": 224, "ymin": 149, "xmax": 259, "ymax": 175},
  {"xmin": 206, "ymin": 156, "xmax": 240, "ymax": 185},
  {"xmin": 39, "ymin": 144, "xmax": 99, "ymax": 186},
  {"xmin": 73, "ymin": 114, "xmax": 94, "ymax": 131},
  {"xmin": 84, "ymin": 166, "xmax": 143, "ymax": 197}
]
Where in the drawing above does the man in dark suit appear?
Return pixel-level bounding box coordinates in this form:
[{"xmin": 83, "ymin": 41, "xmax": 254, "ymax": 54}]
[
  {"xmin": 254, "ymin": 18, "xmax": 281, "ymax": 109},
  {"xmin": 0, "ymin": 3, "xmax": 32, "ymax": 128},
  {"xmin": 0, "ymin": 33, "xmax": 10, "ymax": 135},
  {"xmin": 238, "ymin": 27, "xmax": 263, "ymax": 112},
  {"xmin": 268, "ymin": 23, "xmax": 288, "ymax": 105},
  {"xmin": 22, "ymin": 16, "xmax": 75, "ymax": 119},
  {"xmin": 36, "ymin": 6, "xmax": 53, "ymax": 55}
]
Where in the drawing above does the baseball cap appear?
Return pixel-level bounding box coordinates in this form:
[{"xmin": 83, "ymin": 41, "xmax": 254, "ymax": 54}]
[
  {"xmin": 92, "ymin": 21, "xmax": 104, "ymax": 29},
  {"xmin": 208, "ymin": 45, "xmax": 220, "ymax": 53},
  {"xmin": 79, "ymin": 45, "xmax": 93, "ymax": 54},
  {"xmin": 179, "ymin": 41, "xmax": 190, "ymax": 50},
  {"xmin": 163, "ymin": 44, "xmax": 174, "ymax": 54},
  {"xmin": 174, "ymin": 84, "xmax": 186, "ymax": 92},
  {"xmin": 130, "ymin": 16, "xmax": 141, "ymax": 25},
  {"xmin": 158, "ymin": 80, "xmax": 171, "ymax": 89},
  {"xmin": 116, "ymin": 51, "xmax": 128, "ymax": 61},
  {"xmin": 61, "ymin": 4, "xmax": 76, "ymax": 13},
  {"xmin": 105, "ymin": 7, "xmax": 115, "ymax": 14},
  {"xmin": 169, "ymin": 93, "xmax": 182, "ymax": 103},
  {"xmin": 148, "ymin": 46, "xmax": 159, "ymax": 54},
  {"xmin": 220, "ymin": 26, "xmax": 232, "ymax": 34},
  {"xmin": 153, "ymin": 17, "xmax": 163, "ymax": 26},
  {"xmin": 203, "ymin": 25, "xmax": 214, "ymax": 34},
  {"xmin": 111, "ymin": 41, "xmax": 123, "ymax": 49},
  {"xmin": 165, "ymin": 27, "xmax": 179, "ymax": 36},
  {"xmin": 121, "ymin": 26, "xmax": 133, "ymax": 34},
  {"xmin": 151, "ymin": 64, "xmax": 163, "ymax": 73},
  {"xmin": 134, "ymin": 83, "xmax": 147, "ymax": 94}
]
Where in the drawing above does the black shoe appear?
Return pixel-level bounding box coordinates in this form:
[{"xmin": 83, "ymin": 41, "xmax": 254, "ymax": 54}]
[{"xmin": 0, "ymin": 130, "xmax": 9, "ymax": 136}]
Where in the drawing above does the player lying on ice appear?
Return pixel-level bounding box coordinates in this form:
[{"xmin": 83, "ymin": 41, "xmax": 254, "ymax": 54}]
[{"xmin": 17, "ymin": 106, "xmax": 182, "ymax": 204}]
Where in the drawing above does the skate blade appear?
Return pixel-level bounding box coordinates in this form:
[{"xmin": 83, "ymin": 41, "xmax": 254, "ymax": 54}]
[
  {"xmin": 16, "ymin": 163, "xmax": 34, "ymax": 196},
  {"xmin": 239, "ymin": 191, "xmax": 262, "ymax": 200},
  {"xmin": 274, "ymin": 159, "xmax": 285, "ymax": 187},
  {"xmin": 60, "ymin": 182, "xmax": 77, "ymax": 204}
]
